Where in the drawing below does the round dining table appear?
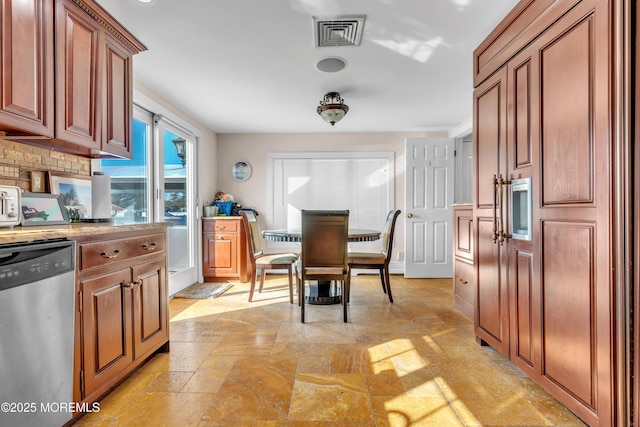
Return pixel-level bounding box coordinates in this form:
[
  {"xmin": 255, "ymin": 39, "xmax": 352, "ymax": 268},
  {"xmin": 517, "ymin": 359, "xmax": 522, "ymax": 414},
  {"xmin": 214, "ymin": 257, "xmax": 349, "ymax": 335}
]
[{"xmin": 262, "ymin": 228, "xmax": 381, "ymax": 304}]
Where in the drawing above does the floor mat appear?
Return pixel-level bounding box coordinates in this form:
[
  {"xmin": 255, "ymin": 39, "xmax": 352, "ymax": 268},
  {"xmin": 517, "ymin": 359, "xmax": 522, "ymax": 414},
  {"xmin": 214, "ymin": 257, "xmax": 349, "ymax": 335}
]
[{"xmin": 174, "ymin": 282, "xmax": 233, "ymax": 299}]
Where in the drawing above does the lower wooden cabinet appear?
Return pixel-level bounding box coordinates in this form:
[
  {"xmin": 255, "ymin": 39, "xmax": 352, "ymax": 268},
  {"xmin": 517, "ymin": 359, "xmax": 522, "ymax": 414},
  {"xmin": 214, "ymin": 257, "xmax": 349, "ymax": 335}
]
[
  {"xmin": 202, "ymin": 217, "xmax": 249, "ymax": 282},
  {"xmin": 452, "ymin": 204, "xmax": 473, "ymax": 318},
  {"xmin": 73, "ymin": 227, "xmax": 169, "ymax": 405}
]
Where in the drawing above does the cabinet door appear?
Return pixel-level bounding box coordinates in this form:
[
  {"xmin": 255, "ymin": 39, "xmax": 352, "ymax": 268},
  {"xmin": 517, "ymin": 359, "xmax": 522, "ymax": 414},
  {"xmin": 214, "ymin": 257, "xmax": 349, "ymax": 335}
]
[
  {"xmin": 80, "ymin": 269, "xmax": 133, "ymax": 398},
  {"xmin": 0, "ymin": 0, "xmax": 54, "ymax": 136},
  {"xmin": 530, "ymin": 3, "xmax": 612, "ymax": 424},
  {"xmin": 204, "ymin": 231, "xmax": 240, "ymax": 277},
  {"xmin": 132, "ymin": 259, "xmax": 168, "ymax": 358},
  {"xmin": 55, "ymin": 0, "xmax": 101, "ymax": 149},
  {"xmin": 102, "ymin": 33, "xmax": 132, "ymax": 158},
  {"xmin": 473, "ymin": 67, "xmax": 509, "ymax": 357},
  {"xmin": 505, "ymin": 46, "xmax": 539, "ymax": 378}
]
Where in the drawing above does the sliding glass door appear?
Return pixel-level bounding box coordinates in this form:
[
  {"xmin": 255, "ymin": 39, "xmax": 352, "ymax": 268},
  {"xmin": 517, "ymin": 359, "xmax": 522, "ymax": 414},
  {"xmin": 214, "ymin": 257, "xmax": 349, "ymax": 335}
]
[
  {"xmin": 156, "ymin": 118, "xmax": 197, "ymax": 293},
  {"xmin": 98, "ymin": 105, "xmax": 199, "ymax": 295}
]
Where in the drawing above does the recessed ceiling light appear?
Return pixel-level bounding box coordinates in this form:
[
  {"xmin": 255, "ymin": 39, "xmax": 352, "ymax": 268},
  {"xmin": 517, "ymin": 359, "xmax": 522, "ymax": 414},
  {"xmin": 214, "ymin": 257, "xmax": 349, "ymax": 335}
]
[
  {"xmin": 137, "ymin": 0, "xmax": 153, "ymax": 3},
  {"xmin": 316, "ymin": 57, "xmax": 347, "ymax": 73}
]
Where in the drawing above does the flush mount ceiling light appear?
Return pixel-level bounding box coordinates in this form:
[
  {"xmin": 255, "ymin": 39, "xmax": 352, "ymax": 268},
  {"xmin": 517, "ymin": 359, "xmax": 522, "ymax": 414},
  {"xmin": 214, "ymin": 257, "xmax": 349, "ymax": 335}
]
[
  {"xmin": 317, "ymin": 92, "xmax": 349, "ymax": 126},
  {"xmin": 136, "ymin": 0, "xmax": 154, "ymax": 3}
]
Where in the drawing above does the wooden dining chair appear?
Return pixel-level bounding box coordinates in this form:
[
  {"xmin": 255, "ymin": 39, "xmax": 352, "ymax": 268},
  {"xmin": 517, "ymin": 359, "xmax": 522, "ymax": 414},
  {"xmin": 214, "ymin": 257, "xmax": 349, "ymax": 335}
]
[
  {"xmin": 240, "ymin": 210, "xmax": 298, "ymax": 303},
  {"xmin": 296, "ymin": 210, "xmax": 349, "ymax": 323},
  {"xmin": 346, "ymin": 210, "xmax": 401, "ymax": 303}
]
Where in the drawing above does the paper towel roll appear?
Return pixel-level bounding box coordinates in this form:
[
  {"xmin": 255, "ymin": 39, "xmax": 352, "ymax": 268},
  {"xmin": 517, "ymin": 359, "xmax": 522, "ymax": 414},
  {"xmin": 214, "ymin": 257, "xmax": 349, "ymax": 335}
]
[{"xmin": 91, "ymin": 172, "xmax": 112, "ymax": 219}]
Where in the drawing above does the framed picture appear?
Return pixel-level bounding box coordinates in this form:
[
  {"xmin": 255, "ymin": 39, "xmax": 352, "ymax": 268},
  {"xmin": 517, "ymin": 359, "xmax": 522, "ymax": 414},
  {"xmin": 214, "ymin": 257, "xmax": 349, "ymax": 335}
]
[
  {"xmin": 21, "ymin": 193, "xmax": 70, "ymax": 226},
  {"xmin": 232, "ymin": 161, "xmax": 252, "ymax": 181},
  {"xmin": 48, "ymin": 172, "xmax": 92, "ymax": 217}
]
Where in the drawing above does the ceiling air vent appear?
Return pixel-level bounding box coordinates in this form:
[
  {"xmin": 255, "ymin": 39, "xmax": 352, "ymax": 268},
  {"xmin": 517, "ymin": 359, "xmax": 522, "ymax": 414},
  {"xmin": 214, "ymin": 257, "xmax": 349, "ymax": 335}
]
[{"xmin": 313, "ymin": 15, "xmax": 365, "ymax": 48}]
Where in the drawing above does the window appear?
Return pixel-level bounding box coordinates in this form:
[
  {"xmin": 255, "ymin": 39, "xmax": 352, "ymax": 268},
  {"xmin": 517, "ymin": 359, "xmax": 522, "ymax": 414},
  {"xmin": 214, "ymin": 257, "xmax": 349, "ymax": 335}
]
[{"xmin": 267, "ymin": 151, "xmax": 395, "ymax": 251}]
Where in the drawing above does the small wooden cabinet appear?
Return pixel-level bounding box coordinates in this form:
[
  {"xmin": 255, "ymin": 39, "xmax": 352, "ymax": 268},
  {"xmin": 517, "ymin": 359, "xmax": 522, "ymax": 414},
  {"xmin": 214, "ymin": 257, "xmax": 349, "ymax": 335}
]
[
  {"xmin": 73, "ymin": 228, "xmax": 169, "ymax": 405},
  {"xmin": 452, "ymin": 204, "xmax": 473, "ymax": 318},
  {"xmin": 202, "ymin": 217, "xmax": 249, "ymax": 282},
  {"xmin": 0, "ymin": 0, "xmax": 145, "ymax": 158}
]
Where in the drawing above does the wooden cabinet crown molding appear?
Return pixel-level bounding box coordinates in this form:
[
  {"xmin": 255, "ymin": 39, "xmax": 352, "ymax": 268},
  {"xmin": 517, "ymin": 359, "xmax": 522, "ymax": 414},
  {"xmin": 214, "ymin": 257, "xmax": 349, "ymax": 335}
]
[
  {"xmin": 473, "ymin": 0, "xmax": 583, "ymax": 86},
  {"xmin": 68, "ymin": 0, "xmax": 147, "ymax": 54}
]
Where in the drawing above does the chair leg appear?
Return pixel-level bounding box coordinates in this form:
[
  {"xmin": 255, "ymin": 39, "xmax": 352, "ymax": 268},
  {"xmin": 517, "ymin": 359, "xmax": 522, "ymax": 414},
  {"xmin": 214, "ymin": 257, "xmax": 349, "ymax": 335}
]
[
  {"xmin": 384, "ymin": 267, "xmax": 393, "ymax": 303},
  {"xmin": 287, "ymin": 266, "xmax": 294, "ymax": 304},
  {"xmin": 248, "ymin": 270, "xmax": 257, "ymax": 302},
  {"xmin": 378, "ymin": 269, "xmax": 387, "ymax": 294},
  {"xmin": 259, "ymin": 269, "xmax": 267, "ymax": 292},
  {"xmin": 343, "ymin": 277, "xmax": 349, "ymax": 322},
  {"xmin": 300, "ymin": 275, "xmax": 305, "ymax": 323}
]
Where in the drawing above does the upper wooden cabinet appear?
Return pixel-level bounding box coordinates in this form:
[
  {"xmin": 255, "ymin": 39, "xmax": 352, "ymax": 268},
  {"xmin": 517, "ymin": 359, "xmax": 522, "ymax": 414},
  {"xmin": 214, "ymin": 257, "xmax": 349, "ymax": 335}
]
[
  {"xmin": 0, "ymin": 0, "xmax": 145, "ymax": 159},
  {"xmin": 0, "ymin": 0, "xmax": 55, "ymax": 136}
]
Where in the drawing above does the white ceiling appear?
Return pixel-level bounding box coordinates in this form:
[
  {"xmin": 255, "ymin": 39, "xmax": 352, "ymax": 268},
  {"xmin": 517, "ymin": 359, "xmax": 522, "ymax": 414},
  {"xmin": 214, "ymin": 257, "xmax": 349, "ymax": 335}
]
[{"xmin": 99, "ymin": 0, "xmax": 520, "ymax": 134}]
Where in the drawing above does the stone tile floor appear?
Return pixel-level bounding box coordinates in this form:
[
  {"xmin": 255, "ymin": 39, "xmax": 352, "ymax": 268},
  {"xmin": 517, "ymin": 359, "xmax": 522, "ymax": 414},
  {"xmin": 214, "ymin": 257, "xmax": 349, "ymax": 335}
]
[{"xmin": 73, "ymin": 275, "xmax": 587, "ymax": 426}]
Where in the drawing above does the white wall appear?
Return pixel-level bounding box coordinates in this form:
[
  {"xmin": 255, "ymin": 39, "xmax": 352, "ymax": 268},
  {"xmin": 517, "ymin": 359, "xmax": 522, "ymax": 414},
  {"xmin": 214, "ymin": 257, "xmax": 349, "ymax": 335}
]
[{"xmin": 211, "ymin": 131, "xmax": 448, "ymax": 260}]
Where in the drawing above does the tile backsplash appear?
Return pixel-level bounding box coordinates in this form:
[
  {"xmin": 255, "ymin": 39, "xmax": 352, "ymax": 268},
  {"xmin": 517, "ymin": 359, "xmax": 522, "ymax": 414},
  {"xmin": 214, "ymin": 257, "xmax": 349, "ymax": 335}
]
[{"xmin": 0, "ymin": 138, "xmax": 91, "ymax": 191}]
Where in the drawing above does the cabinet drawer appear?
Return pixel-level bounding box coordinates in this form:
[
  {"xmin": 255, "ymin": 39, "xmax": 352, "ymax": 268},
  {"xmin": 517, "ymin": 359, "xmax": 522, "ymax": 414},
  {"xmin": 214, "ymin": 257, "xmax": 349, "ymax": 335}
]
[
  {"xmin": 79, "ymin": 233, "xmax": 166, "ymax": 271},
  {"xmin": 203, "ymin": 219, "xmax": 239, "ymax": 233},
  {"xmin": 454, "ymin": 208, "xmax": 473, "ymax": 261},
  {"xmin": 454, "ymin": 259, "xmax": 475, "ymax": 304}
]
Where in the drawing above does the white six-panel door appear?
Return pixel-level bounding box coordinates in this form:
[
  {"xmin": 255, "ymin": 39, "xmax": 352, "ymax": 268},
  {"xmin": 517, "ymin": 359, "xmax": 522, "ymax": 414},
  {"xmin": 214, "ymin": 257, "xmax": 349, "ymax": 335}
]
[{"xmin": 404, "ymin": 137, "xmax": 454, "ymax": 278}]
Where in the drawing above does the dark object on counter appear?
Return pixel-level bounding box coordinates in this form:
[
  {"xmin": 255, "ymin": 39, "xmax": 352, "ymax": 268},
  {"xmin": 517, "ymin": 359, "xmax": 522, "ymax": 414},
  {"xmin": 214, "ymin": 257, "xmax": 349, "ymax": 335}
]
[
  {"xmin": 237, "ymin": 207, "xmax": 258, "ymax": 217},
  {"xmin": 78, "ymin": 218, "xmax": 113, "ymax": 223}
]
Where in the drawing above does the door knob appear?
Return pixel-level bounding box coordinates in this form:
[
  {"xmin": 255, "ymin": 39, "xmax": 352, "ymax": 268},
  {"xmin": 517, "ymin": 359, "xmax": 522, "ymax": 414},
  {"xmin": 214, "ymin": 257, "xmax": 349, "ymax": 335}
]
[{"xmin": 407, "ymin": 213, "xmax": 413, "ymax": 218}]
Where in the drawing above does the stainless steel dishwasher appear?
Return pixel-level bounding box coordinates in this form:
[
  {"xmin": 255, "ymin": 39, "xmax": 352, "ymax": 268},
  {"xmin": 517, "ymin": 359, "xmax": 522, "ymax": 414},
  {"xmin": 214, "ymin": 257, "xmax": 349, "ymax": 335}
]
[{"xmin": 0, "ymin": 239, "xmax": 75, "ymax": 427}]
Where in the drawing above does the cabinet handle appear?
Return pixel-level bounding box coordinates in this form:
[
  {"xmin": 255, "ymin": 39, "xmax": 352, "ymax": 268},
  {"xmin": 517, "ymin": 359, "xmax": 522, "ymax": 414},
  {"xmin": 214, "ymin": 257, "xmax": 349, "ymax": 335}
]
[
  {"xmin": 123, "ymin": 282, "xmax": 134, "ymax": 290},
  {"xmin": 132, "ymin": 279, "xmax": 143, "ymax": 287},
  {"xmin": 101, "ymin": 249, "xmax": 121, "ymax": 259},
  {"xmin": 497, "ymin": 174, "xmax": 511, "ymax": 245},
  {"xmin": 142, "ymin": 243, "xmax": 157, "ymax": 251},
  {"xmin": 492, "ymin": 175, "xmax": 498, "ymax": 244}
]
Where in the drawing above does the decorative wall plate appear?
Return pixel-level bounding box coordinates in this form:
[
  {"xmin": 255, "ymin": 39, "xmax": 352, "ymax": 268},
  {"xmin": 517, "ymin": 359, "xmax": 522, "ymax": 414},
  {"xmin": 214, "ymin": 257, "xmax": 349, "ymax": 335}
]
[{"xmin": 232, "ymin": 161, "xmax": 252, "ymax": 181}]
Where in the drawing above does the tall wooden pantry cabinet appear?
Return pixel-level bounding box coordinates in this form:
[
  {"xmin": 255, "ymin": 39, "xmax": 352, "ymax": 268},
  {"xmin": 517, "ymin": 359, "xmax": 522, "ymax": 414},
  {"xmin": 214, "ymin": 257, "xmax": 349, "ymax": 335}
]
[{"xmin": 473, "ymin": 0, "xmax": 635, "ymax": 425}]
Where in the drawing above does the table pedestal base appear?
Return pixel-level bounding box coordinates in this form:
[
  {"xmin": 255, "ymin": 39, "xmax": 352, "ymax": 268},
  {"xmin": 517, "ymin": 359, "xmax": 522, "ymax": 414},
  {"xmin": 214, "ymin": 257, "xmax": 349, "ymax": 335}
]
[{"xmin": 305, "ymin": 280, "xmax": 341, "ymax": 305}]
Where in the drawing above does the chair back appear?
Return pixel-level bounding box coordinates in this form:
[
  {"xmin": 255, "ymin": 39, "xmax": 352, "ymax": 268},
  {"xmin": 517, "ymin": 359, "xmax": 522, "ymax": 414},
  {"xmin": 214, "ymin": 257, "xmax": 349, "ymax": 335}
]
[
  {"xmin": 239, "ymin": 210, "xmax": 263, "ymax": 262},
  {"xmin": 381, "ymin": 210, "xmax": 401, "ymax": 261},
  {"xmin": 301, "ymin": 210, "xmax": 349, "ymax": 271}
]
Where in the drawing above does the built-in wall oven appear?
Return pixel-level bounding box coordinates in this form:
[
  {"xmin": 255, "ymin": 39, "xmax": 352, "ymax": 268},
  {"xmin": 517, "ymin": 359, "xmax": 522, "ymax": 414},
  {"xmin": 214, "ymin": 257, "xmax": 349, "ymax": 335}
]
[{"xmin": 0, "ymin": 239, "xmax": 75, "ymax": 427}]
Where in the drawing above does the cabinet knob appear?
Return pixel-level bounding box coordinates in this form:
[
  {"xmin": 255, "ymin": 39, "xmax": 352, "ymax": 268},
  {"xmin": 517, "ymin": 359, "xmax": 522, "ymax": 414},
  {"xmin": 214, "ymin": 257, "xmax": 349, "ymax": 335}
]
[
  {"xmin": 132, "ymin": 279, "xmax": 143, "ymax": 287},
  {"xmin": 123, "ymin": 282, "xmax": 134, "ymax": 290},
  {"xmin": 142, "ymin": 243, "xmax": 157, "ymax": 251}
]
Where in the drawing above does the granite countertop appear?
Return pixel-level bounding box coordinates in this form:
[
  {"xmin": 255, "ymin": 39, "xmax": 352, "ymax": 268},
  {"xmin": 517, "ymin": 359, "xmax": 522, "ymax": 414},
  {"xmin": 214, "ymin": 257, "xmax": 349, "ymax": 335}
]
[{"xmin": 0, "ymin": 222, "xmax": 172, "ymax": 245}]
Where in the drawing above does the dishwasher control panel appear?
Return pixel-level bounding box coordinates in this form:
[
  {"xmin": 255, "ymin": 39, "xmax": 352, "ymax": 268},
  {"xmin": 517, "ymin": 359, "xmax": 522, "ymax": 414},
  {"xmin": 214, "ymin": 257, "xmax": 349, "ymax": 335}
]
[
  {"xmin": 0, "ymin": 240, "xmax": 75, "ymax": 290},
  {"xmin": 0, "ymin": 185, "xmax": 21, "ymax": 228}
]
